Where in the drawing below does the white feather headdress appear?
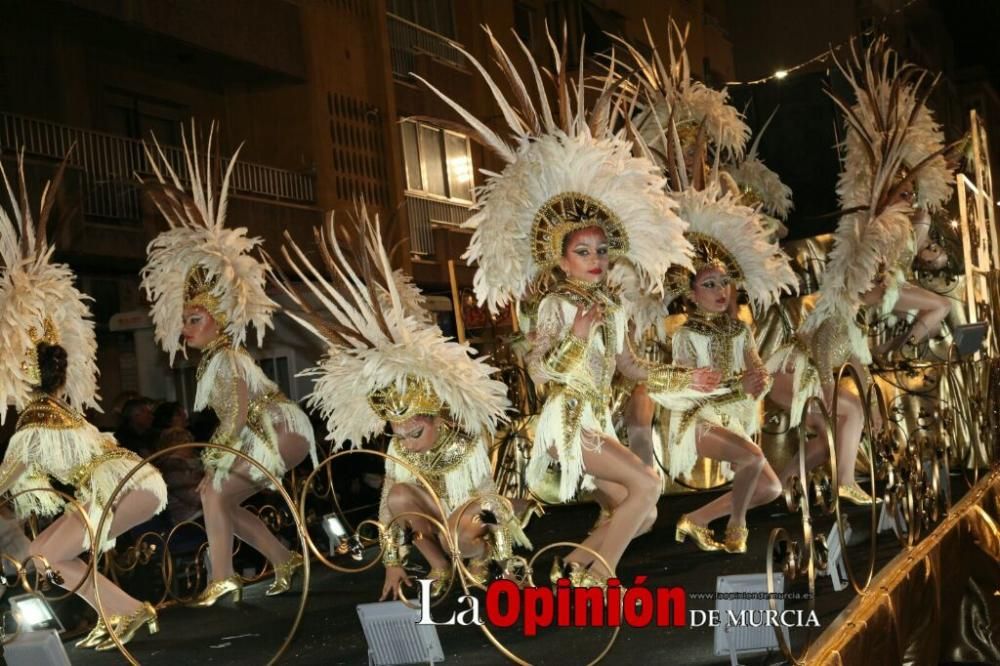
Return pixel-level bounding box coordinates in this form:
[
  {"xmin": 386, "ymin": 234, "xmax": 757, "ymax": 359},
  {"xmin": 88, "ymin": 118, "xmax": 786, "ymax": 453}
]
[
  {"xmin": 140, "ymin": 123, "xmax": 276, "ymax": 363},
  {"xmin": 831, "ymin": 37, "xmax": 955, "ymax": 214},
  {"xmin": 270, "ymin": 206, "xmax": 509, "ymax": 448},
  {"xmin": 615, "ymin": 19, "xmax": 750, "ymax": 178},
  {"xmin": 413, "ymin": 27, "xmax": 691, "ymax": 314},
  {"xmin": 0, "ymin": 151, "xmax": 100, "ymax": 422}
]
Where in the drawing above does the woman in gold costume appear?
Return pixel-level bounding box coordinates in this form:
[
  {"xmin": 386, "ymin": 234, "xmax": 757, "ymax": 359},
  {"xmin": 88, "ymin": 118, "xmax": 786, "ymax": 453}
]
[
  {"xmin": 271, "ymin": 207, "xmax": 528, "ymax": 600},
  {"xmin": 417, "ymin": 29, "xmax": 719, "ymax": 587},
  {"xmin": 0, "ymin": 155, "xmax": 167, "ymax": 651},
  {"xmin": 140, "ymin": 126, "xmax": 317, "ymax": 606},
  {"xmin": 767, "ymin": 40, "xmax": 957, "ymax": 503},
  {"xmin": 660, "ymin": 187, "xmax": 797, "ymax": 554}
]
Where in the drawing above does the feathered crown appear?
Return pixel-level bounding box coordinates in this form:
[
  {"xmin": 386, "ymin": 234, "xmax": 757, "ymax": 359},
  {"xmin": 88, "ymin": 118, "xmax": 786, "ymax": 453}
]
[
  {"xmin": 268, "ymin": 204, "xmax": 509, "ymax": 448},
  {"xmin": 0, "ymin": 150, "xmax": 101, "ymax": 422},
  {"xmin": 614, "ymin": 19, "xmax": 750, "ymax": 190},
  {"xmin": 724, "ymin": 109, "xmax": 794, "ymax": 220},
  {"xmin": 413, "ymin": 26, "xmax": 692, "ymax": 314},
  {"xmin": 139, "ymin": 122, "xmax": 276, "ymax": 362},
  {"xmin": 667, "ymin": 186, "xmax": 797, "ymax": 309},
  {"xmin": 830, "ymin": 37, "xmax": 956, "ymax": 215}
]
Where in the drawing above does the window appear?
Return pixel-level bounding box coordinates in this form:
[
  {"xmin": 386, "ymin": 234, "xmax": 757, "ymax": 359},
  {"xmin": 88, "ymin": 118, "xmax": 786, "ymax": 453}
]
[
  {"xmin": 388, "ymin": 0, "xmax": 454, "ymax": 37},
  {"xmin": 400, "ymin": 119, "xmax": 474, "ymax": 203},
  {"xmin": 514, "ymin": 2, "xmax": 535, "ymax": 48}
]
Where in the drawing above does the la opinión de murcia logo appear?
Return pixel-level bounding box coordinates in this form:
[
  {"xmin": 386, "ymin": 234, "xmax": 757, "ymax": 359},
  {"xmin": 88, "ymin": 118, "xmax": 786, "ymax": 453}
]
[{"xmin": 413, "ymin": 577, "xmax": 821, "ymax": 635}]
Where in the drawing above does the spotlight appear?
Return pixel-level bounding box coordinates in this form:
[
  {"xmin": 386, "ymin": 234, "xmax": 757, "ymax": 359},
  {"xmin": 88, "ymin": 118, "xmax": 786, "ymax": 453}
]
[
  {"xmin": 357, "ymin": 600, "xmax": 444, "ymax": 665},
  {"xmin": 4, "ymin": 593, "xmax": 69, "ymax": 666},
  {"xmin": 774, "ymin": 69, "xmax": 788, "ymax": 79},
  {"xmin": 9, "ymin": 593, "xmax": 63, "ymax": 632}
]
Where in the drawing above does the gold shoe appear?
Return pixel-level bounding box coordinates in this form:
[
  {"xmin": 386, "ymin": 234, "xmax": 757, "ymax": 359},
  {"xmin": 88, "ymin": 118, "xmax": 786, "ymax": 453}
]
[
  {"xmin": 266, "ymin": 552, "xmax": 304, "ymax": 596},
  {"xmin": 571, "ymin": 564, "xmax": 608, "ymax": 590},
  {"xmin": 675, "ymin": 515, "xmax": 722, "ymax": 551},
  {"xmin": 75, "ymin": 615, "xmax": 120, "ymax": 649},
  {"xmin": 723, "ymin": 524, "xmax": 749, "ymax": 554},
  {"xmin": 188, "ymin": 575, "xmax": 244, "ymax": 608},
  {"xmin": 466, "ymin": 557, "xmax": 490, "ymax": 586},
  {"xmin": 838, "ymin": 484, "xmax": 876, "ymax": 506},
  {"xmin": 94, "ymin": 603, "xmax": 158, "ymax": 651}
]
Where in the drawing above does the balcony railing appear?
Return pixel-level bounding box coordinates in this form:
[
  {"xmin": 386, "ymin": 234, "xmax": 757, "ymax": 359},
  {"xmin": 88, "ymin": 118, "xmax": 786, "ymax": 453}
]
[
  {"xmin": 406, "ymin": 192, "xmax": 474, "ymax": 255},
  {"xmin": 387, "ymin": 13, "xmax": 466, "ymax": 81},
  {"xmin": 0, "ymin": 112, "xmax": 316, "ymax": 225}
]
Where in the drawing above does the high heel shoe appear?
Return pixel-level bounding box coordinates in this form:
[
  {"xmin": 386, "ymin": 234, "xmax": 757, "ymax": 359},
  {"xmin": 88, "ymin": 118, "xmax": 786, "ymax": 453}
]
[
  {"xmin": 94, "ymin": 603, "xmax": 158, "ymax": 651},
  {"xmin": 266, "ymin": 552, "xmax": 304, "ymax": 596},
  {"xmin": 723, "ymin": 524, "xmax": 749, "ymax": 554},
  {"xmin": 838, "ymin": 484, "xmax": 877, "ymax": 506},
  {"xmin": 675, "ymin": 515, "xmax": 722, "ymax": 551},
  {"xmin": 75, "ymin": 615, "xmax": 120, "ymax": 649},
  {"xmin": 188, "ymin": 575, "xmax": 244, "ymax": 608}
]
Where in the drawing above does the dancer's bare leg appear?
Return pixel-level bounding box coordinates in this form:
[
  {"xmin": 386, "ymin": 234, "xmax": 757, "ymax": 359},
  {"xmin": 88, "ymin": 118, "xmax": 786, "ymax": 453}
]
[
  {"xmin": 890, "ymin": 282, "xmax": 951, "ymax": 347},
  {"xmin": 29, "ymin": 489, "xmax": 162, "ymax": 616},
  {"xmin": 564, "ymin": 436, "xmax": 660, "ymax": 578},
  {"xmin": 385, "ymin": 483, "xmax": 449, "ymax": 570},
  {"xmin": 201, "ymin": 427, "xmax": 310, "ymax": 579},
  {"xmin": 685, "ymin": 426, "xmax": 780, "ymax": 529},
  {"xmin": 625, "ymin": 385, "xmax": 656, "ymax": 469}
]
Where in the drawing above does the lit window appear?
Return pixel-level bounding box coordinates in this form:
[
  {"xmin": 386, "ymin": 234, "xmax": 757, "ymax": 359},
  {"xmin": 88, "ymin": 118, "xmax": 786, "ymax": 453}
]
[{"xmin": 400, "ymin": 119, "xmax": 474, "ymax": 203}]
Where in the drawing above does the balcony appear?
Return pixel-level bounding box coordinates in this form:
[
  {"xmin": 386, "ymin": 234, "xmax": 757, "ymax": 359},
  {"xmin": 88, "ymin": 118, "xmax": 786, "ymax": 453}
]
[
  {"xmin": 387, "ymin": 13, "xmax": 467, "ymax": 81},
  {"xmin": 405, "ymin": 192, "xmax": 474, "ymax": 255},
  {"xmin": 0, "ymin": 112, "xmax": 316, "ymax": 226}
]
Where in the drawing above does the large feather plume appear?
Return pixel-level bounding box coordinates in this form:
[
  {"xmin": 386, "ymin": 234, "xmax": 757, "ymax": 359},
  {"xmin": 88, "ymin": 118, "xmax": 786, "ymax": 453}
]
[
  {"xmin": 829, "ymin": 37, "xmax": 955, "ymax": 216},
  {"xmin": 614, "ymin": 19, "xmax": 750, "ymax": 175},
  {"xmin": 139, "ymin": 122, "xmax": 276, "ymax": 362},
  {"xmin": 269, "ymin": 204, "xmax": 509, "ymax": 449},
  {"xmin": 413, "ymin": 26, "xmax": 691, "ymax": 314},
  {"xmin": 0, "ymin": 150, "xmax": 101, "ymax": 422}
]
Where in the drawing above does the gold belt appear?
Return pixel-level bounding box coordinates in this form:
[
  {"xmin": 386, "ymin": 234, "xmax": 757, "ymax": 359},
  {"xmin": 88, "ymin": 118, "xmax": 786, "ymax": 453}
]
[{"xmin": 68, "ymin": 448, "xmax": 141, "ymax": 489}]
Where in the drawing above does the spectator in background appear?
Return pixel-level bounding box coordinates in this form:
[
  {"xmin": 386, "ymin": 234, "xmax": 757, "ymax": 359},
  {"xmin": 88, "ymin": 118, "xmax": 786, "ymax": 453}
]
[
  {"xmin": 152, "ymin": 402, "xmax": 203, "ymax": 524},
  {"xmin": 115, "ymin": 398, "xmax": 155, "ymax": 459}
]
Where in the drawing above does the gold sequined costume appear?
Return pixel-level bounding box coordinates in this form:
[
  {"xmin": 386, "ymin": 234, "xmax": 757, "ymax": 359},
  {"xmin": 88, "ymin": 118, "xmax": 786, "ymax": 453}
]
[
  {"xmin": 195, "ymin": 337, "xmax": 316, "ymax": 490},
  {"xmin": 668, "ymin": 314, "xmax": 768, "ymax": 480},
  {"xmin": 526, "ymin": 280, "xmax": 696, "ymax": 502},
  {"xmin": 1, "ymin": 394, "xmax": 167, "ymax": 552}
]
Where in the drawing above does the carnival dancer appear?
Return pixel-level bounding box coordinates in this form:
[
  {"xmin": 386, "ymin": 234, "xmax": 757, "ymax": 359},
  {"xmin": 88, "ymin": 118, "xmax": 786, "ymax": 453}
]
[
  {"xmin": 766, "ymin": 39, "xmax": 958, "ymax": 504},
  {"xmin": 416, "ymin": 28, "xmax": 720, "ymax": 587},
  {"xmin": 658, "ymin": 187, "xmax": 797, "ymax": 553},
  {"xmin": 269, "ymin": 205, "xmax": 529, "ymax": 599},
  {"xmin": 140, "ymin": 124, "xmax": 317, "ymax": 605},
  {"xmin": 0, "ymin": 152, "xmax": 167, "ymax": 650}
]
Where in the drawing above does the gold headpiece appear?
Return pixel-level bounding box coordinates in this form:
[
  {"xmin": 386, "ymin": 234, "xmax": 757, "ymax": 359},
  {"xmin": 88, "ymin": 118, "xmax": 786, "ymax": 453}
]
[
  {"xmin": 739, "ymin": 185, "xmax": 763, "ymax": 209},
  {"xmin": 23, "ymin": 317, "xmax": 60, "ymax": 386},
  {"xmin": 183, "ymin": 265, "xmax": 229, "ymax": 327},
  {"xmin": 531, "ymin": 192, "xmax": 629, "ymax": 271},
  {"xmin": 667, "ymin": 232, "xmax": 744, "ymax": 297},
  {"xmin": 367, "ymin": 376, "xmax": 444, "ymax": 424}
]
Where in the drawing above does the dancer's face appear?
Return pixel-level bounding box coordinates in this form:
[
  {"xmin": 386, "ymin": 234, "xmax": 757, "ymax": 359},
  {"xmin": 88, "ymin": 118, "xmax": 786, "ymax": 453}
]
[
  {"xmin": 181, "ymin": 306, "xmax": 220, "ymax": 349},
  {"xmin": 559, "ymin": 226, "xmax": 609, "ymax": 283},
  {"xmin": 691, "ymin": 267, "xmax": 732, "ymax": 313},
  {"xmin": 390, "ymin": 415, "xmax": 439, "ymax": 452}
]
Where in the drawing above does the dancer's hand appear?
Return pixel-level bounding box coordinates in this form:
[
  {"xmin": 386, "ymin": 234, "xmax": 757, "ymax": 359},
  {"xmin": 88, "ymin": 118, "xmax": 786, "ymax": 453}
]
[
  {"xmin": 742, "ymin": 368, "xmax": 770, "ymax": 398},
  {"xmin": 380, "ymin": 566, "xmax": 413, "ymax": 601},
  {"xmin": 571, "ymin": 303, "xmax": 604, "ymax": 338},
  {"xmin": 691, "ymin": 367, "xmax": 721, "ymax": 392}
]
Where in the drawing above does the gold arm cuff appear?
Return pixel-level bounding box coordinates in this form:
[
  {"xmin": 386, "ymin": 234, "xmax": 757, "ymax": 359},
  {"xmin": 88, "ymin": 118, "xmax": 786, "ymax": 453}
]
[
  {"xmin": 543, "ymin": 334, "xmax": 588, "ymax": 375},
  {"xmin": 646, "ymin": 365, "xmax": 693, "ymax": 393},
  {"xmin": 381, "ymin": 524, "xmax": 406, "ymax": 568}
]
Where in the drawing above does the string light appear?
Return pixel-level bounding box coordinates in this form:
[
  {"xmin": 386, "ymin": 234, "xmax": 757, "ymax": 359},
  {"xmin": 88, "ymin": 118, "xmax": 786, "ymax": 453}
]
[{"xmin": 724, "ymin": 0, "xmax": 919, "ymax": 86}]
